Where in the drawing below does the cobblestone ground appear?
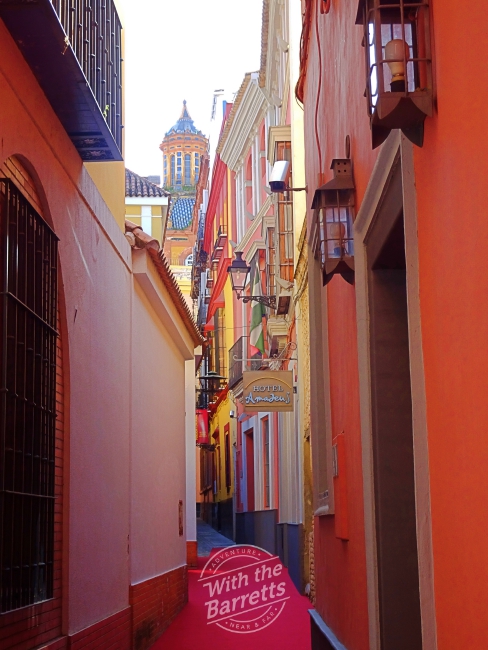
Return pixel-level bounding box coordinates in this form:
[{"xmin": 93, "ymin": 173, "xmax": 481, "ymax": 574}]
[{"xmin": 197, "ymin": 518, "xmax": 235, "ymax": 556}]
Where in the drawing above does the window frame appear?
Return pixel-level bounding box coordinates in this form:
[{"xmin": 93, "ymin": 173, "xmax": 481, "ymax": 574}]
[{"xmin": 0, "ymin": 178, "xmax": 59, "ymax": 613}]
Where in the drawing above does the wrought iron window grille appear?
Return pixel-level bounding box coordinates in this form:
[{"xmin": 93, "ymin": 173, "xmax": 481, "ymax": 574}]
[{"xmin": 0, "ymin": 179, "xmax": 58, "ymax": 614}]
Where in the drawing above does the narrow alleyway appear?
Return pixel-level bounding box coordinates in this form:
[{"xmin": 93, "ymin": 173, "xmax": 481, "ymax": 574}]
[
  {"xmin": 197, "ymin": 518, "xmax": 236, "ymax": 556},
  {"xmin": 151, "ymin": 521, "xmax": 312, "ymax": 649}
]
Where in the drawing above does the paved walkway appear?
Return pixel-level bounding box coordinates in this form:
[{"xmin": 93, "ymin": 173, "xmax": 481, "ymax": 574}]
[
  {"xmin": 197, "ymin": 518, "xmax": 235, "ymax": 556},
  {"xmin": 152, "ymin": 554, "xmax": 312, "ymax": 650},
  {"xmin": 151, "ymin": 521, "xmax": 311, "ymax": 649}
]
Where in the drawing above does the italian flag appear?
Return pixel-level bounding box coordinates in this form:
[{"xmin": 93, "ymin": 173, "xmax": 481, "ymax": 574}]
[{"xmin": 249, "ymin": 266, "xmax": 266, "ymax": 356}]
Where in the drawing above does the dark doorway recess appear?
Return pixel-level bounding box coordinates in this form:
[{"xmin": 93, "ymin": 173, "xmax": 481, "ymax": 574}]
[
  {"xmin": 245, "ymin": 430, "xmax": 255, "ymax": 512},
  {"xmin": 367, "ymin": 175, "xmax": 422, "ymax": 649}
]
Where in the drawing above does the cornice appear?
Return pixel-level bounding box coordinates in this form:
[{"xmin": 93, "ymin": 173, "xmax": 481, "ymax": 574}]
[
  {"xmin": 267, "ymin": 125, "xmax": 291, "ymax": 163},
  {"xmin": 261, "ymin": 212, "xmax": 275, "ymax": 238},
  {"xmin": 247, "ymin": 239, "xmax": 266, "ymax": 263},
  {"xmin": 262, "ymin": 0, "xmax": 287, "ymax": 98},
  {"xmin": 235, "ymin": 196, "xmax": 272, "ymax": 254},
  {"xmin": 219, "ymin": 76, "xmax": 268, "ymax": 172}
]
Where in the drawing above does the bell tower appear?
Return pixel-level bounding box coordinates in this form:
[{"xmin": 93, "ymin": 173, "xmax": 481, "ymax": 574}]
[{"xmin": 159, "ymin": 101, "xmax": 208, "ymax": 191}]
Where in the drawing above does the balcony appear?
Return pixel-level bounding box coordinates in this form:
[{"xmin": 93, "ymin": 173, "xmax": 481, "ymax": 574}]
[
  {"xmin": 0, "ymin": 0, "xmax": 123, "ymax": 161},
  {"xmin": 211, "ymin": 224, "xmax": 227, "ymax": 263},
  {"xmin": 228, "ymin": 336, "xmax": 264, "ymax": 389},
  {"xmin": 197, "ymin": 300, "xmax": 208, "ymax": 328}
]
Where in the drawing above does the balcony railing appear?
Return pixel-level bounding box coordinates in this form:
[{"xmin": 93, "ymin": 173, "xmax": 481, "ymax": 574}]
[
  {"xmin": 228, "ymin": 337, "xmax": 264, "ymax": 388},
  {"xmin": 0, "ymin": 0, "xmax": 123, "ymax": 161},
  {"xmin": 197, "ymin": 300, "xmax": 208, "ymax": 328},
  {"xmin": 211, "ymin": 224, "xmax": 228, "ymax": 263}
]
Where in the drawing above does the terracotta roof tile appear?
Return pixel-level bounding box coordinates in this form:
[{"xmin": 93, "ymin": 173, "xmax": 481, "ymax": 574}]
[
  {"xmin": 125, "ymin": 219, "xmax": 203, "ymax": 347},
  {"xmin": 125, "ymin": 219, "xmax": 160, "ymax": 250},
  {"xmin": 125, "ymin": 168, "xmax": 169, "ymax": 198},
  {"xmin": 147, "ymin": 248, "xmax": 204, "ymax": 347}
]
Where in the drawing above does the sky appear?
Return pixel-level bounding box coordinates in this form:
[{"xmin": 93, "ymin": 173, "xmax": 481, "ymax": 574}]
[{"xmin": 120, "ymin": 0, "xmax": 264, "ymax": 178}]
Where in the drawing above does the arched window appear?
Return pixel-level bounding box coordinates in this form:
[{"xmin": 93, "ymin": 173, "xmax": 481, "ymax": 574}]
[
  {"xmin": 185, "ymin": 154, "xmax": 191, "ymax": 185},
  {"xmin": 184, "ymin": 253, "xmax": 193, "ymax": 266},
  {"xmin": 0, "ymin": 171, "xmax": 58, "ymax": 612},
  {"xmin": 170, "ymin": 155, "xmax": 175, "ymax": 186},
  {"xmin": 194, "ymin": 153, "xmax": 200, "ymax": 184}
]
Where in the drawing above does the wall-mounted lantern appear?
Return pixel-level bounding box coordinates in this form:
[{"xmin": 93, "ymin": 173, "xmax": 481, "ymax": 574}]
[
  {"xmin": 227, "ymin": 251, "xmax": 251, "ymax": 295},
  {"xmin": 198, "ymin": 371, "xmax": 227, "ymax": 396},
  {"xmin": 356, "ymin": 0, "xmax": 433, "ymax": 148},
  {"xmin": 310, "ymin": 159, "xmax": 355, "ymax": 285},
  {"xmin": 227, "ymin": 253, "xmax": 277, "ymax": 309}
]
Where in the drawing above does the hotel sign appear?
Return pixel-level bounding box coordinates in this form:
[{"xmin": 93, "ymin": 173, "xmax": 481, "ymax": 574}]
[{"xmin": 242, "ymin": 371, "xmax": 294, "ymax": 413}]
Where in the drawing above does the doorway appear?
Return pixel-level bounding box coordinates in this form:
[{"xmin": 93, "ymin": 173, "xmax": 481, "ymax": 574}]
[
  {"xmin": 245, "ymin": 429, "xmax": 255, "ymax": 512},
  {"xmin": 367, "ymin": 204, "xmax": 422, "ymax": 649}
]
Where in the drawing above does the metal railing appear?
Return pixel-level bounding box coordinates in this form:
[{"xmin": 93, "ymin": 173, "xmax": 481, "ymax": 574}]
[
  {"xmin": 51, "ymin": 0, "xmax": 123, "ymax": 152},
  {"xmin": 197, "ymin": 300, "xmax": 208, "ymax": 328},
  {"xmin": 228, "ymin": 337, "xmax": 263, "ymax": 388},
  {"xmin": 0, "ymin": 179, "xmax": 58, "ymax": 613}
]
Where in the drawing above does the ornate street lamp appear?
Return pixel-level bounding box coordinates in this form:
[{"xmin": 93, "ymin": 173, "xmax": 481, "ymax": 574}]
[
  {"xmin": 356, "ymin": 0, "xmax": 433, "ymax": 148},
  {"xmin": 310, "ymin": 159, "xmax": 355, "ymax": 285},
  {"xmin": 227, "ymin": 253, "xmax": 277, "ymax": 309},
  {"xmin": 227, "ymin": 252, "xmax": 251, "ymax": 294},
  {"xmin": 198, "ymin": 371, "xmax": 227, "ymax": 396}
]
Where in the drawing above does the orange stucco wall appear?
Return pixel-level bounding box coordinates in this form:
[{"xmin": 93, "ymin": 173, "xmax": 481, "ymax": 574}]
[
  {"xmin": 303, "ymin": 2, "xmax": 378, "ymax": 646},
  {"xmin": 413, "ymin": 2, "xmax": 488, "ymax": 646},
  {"xmin": 305, "ymin": 0, "xmax": 488, "ymax": 647}
]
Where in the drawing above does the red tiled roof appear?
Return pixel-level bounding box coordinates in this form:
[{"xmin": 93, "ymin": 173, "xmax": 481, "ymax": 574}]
[
  {"xmin": 125, "ymin": 220, "xmax": 203, "ymax": 347},
  {"xmin": 147, "ymin": 248, "xmax": 204, "ymax": 347},
  {"xmin": 125, "ymin": 168, "xmax": 170, "ymax": 198}
]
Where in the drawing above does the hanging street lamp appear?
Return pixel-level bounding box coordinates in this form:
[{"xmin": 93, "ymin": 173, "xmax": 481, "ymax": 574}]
[
  {"xmin": 356, "ymin": 0, "xmax": 433, "ymax": 148},
  {"xmin": 198, "ymin": 371, "xmax": 227, "ymax": 396},
  {"xmin": 310, "ymin": 159, "xmax": 355, "ymax": 285},
  {"xmin": 227, "ymin": 252, "xmax": 277, "ymax": 309}
]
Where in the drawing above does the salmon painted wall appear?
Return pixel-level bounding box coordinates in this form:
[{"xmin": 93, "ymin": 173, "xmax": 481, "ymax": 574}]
[
  {"xmin": 130, "ymin": 280, "xmax": 187, "ymax": 584},
  {"xmin": 0, "ymin": 20, "xmax": 132, "ymax": 635},
  {"xmin": 0, "ymin": 16, "xmax": 190, "ymax": 639},
  {"xmin": 412, "ymin": 1, "xmax": 488, "ymax": 646},
  {"xmin": 302, "ymin": 1, "xmax": 381, "ymax": 647}
]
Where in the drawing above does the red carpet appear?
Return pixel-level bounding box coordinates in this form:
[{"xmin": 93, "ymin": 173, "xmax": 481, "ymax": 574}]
[{"xmin": 152, "ymin": 552, "xmax": 312, "ymax": 650}]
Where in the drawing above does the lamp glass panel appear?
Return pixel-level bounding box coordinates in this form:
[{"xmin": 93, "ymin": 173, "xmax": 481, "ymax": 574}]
[
  {"xmin": 380, "ymin": 21, "xmax": 415, "ymax": 92},
  {"xmin": 229, "ymin": 266, "xmax": 249, "ymax": 293},
  {"xmin": 368, "ymin": 22, "xmax": 379, "ymax": 108},
  {"xmin": 324, "ymin": 206, "xmax": 354, "ymax": 259},
  {"xmin": 366, "ymin": 2, "xmax": 426, "ymax": 113}
]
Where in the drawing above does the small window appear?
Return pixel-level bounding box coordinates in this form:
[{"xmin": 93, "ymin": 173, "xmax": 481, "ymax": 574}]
[{"xmin": 276, "ymin": 141, "xmax": 294, "ymax": 282}]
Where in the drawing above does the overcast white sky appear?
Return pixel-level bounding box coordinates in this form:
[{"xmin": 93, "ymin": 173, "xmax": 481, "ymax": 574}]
[{"xmin": 120, "ymin": 0, "xmax": 263, "ymax": 178}]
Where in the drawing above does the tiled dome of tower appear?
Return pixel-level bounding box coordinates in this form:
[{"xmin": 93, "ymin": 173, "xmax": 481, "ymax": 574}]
[
  {"xmin": 160, "ymin": 101, "xmax": 208, "ymax": 191},
  {"xmin": 169, "ymin": 197, "xmax": 195, "ymax": 230},
  {"xmin": 165, "ymin": 101, "xmax": 204, "ymax": 136}
]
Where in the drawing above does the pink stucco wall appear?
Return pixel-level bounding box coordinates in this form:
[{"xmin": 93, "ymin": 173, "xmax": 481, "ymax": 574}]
[
  {"xmin": 0, "ymin": 19, "xmax": 191, "ymax": 638},
  {"xmin": 130, "ymin": 279, "xmax": 187, "ymax": 583}
]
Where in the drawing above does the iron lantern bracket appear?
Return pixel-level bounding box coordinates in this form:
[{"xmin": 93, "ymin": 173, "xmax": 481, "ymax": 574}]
[
  {"xmin": 196, "ymin": 443, "xmax": 216, "ymax": 452},
  {"xmin": 238, "ymin": 294, "xmax": 277, "ymax": 309}
]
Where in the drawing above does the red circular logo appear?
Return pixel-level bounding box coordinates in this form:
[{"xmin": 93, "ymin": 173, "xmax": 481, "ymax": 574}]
[{"xmin": 199, "ymin": 544, "xmax": 289, "ymax": 634}]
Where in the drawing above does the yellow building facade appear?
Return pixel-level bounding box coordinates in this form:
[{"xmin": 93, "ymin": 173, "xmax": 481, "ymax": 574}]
[{"xmin": 124, "ymin": 168, "xmax": 170, "ymax": 245}]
